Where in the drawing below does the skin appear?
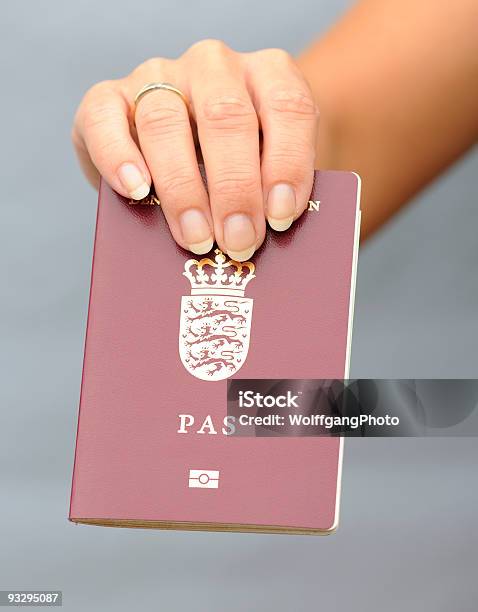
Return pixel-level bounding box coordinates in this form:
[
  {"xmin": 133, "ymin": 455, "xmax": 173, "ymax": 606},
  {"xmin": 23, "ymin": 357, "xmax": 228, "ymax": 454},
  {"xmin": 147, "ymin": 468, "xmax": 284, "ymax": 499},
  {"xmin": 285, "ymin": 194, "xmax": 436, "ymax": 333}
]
[
  {"xmin": 299, "ymin": 0, "xmax": 478, "ymax": 239},
  {"xmin": 72, "ymin": 0, "xmax": 478, "ymax": 259}
]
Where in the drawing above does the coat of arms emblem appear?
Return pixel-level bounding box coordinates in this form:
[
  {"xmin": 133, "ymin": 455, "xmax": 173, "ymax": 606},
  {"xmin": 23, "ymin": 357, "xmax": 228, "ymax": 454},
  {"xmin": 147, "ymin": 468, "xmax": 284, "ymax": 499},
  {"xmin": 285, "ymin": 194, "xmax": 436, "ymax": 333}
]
[{"xmin": 179, "ymin": 249, "xmax": 255, "ymax": 381}]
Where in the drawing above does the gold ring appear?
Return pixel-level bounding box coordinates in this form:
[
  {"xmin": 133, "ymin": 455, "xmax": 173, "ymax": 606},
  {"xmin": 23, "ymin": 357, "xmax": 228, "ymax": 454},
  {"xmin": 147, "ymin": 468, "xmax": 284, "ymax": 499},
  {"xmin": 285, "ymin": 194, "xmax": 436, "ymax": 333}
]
[{"xmin": 134, "ymin": 82, "xmax": 189, "ymax": 109}]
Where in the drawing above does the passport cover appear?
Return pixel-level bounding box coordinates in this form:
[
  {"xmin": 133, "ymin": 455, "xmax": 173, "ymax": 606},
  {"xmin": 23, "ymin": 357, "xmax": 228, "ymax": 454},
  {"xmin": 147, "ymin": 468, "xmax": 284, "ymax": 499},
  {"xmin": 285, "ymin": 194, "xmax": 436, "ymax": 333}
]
[{"xmin": 69, "ymin": 170, "xmax": 361, "ymax": 534}]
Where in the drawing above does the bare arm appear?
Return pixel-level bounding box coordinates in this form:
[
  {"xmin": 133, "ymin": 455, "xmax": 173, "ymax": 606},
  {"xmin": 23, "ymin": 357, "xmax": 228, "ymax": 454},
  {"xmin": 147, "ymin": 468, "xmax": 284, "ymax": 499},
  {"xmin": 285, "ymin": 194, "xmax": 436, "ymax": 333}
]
[{"xmin": 298, "ymin": 0, "xmax": 478, "ymax": 239}]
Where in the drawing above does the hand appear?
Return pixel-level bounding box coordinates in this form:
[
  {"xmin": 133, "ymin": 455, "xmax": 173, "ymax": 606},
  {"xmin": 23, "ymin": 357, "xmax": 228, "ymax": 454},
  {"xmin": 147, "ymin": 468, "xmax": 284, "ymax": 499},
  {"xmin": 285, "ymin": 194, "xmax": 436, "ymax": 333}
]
[{"xmin": 72, "ymin": 40, "xmax": 318, "ymax": 261}]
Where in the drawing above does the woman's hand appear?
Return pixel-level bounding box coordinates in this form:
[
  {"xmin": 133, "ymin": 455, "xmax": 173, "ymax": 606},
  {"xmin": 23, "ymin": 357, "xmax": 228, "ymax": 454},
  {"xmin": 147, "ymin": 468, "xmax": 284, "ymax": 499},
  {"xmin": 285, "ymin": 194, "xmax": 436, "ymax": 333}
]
[{"xmin": 72, "ymin": 40, "xmax": 318, "ymax": 260}]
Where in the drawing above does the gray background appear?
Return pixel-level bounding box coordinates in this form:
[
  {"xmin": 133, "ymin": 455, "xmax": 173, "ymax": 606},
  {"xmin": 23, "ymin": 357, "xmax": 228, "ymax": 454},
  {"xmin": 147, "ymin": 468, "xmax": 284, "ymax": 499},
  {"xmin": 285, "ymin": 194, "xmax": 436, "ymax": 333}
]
[{"xmin": 1, "ymin": 1, "xmax": 477, "ymax": 610}]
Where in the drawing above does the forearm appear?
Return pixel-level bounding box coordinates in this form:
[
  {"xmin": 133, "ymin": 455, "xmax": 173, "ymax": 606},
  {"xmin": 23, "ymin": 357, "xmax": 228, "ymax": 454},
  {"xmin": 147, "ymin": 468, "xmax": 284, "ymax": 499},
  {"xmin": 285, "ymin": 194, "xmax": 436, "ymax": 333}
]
[{"xmin": 298, "ymin": 0, "xmax": 478, "ymax": 239}]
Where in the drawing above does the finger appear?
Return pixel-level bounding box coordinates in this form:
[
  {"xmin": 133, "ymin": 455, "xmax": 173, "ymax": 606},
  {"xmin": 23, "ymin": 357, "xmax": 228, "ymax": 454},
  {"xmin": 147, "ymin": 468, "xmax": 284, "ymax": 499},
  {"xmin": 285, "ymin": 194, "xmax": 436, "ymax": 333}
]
[
  {"xmin": 134, "ymin": 83, "xmax": 213, "ymax": 255},
  {"xmin": 246, "ymin": 50, "xmax": 318, "ymax": 231},
  {"xmin": 188, "ymin": 41, "xmax": 265, "ymax": 261},
  {"xmin": 74, "ymin": 80, "xmax": 151, "ymax": 200},
  {"xmin": 71, "ymin": 130, "xmax": 101, "ymax": 189}
]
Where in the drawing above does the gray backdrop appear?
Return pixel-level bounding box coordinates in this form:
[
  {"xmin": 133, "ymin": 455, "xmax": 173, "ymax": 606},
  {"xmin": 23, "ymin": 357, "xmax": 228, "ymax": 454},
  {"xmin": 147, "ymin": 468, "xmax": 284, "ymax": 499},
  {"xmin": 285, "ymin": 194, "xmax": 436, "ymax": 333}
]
[{"xmin": 1, "ymin": 1, "xmax": 477, "ymax": 610}]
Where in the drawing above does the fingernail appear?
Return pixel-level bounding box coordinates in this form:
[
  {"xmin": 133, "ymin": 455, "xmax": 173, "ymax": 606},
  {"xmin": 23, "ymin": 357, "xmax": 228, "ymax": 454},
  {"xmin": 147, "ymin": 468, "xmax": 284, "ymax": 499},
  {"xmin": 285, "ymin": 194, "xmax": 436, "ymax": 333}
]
[
  {"xmin": 223, "ymin": 213, "xmax": 256, "ymax": 262},
  {"xmin": 118, "ymin": 163, "xmax": 150, "ymax": 200},
  {"xmin": 179, "ymin": 209, "xmax": 213, "ymax": 255},
  {"xmin": 267, "ymin": 183, "xmax": 296, "ymax": 231}
]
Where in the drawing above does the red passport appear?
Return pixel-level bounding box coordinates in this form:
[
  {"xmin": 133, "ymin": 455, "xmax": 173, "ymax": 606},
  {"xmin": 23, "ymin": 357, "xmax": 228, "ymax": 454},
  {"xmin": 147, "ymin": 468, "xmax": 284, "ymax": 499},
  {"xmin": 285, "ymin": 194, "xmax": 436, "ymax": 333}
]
[{"xmin": 70, "ymin": 171, "xmax": 361, "ymax": 534}]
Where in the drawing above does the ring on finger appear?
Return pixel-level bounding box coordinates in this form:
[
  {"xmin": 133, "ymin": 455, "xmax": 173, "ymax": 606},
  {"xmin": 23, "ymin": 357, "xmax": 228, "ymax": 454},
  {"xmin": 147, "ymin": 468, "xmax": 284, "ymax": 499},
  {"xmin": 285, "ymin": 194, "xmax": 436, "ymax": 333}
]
[{"xmin": 134, "ymin": 82, "xmax": 190, "ymax": 112}]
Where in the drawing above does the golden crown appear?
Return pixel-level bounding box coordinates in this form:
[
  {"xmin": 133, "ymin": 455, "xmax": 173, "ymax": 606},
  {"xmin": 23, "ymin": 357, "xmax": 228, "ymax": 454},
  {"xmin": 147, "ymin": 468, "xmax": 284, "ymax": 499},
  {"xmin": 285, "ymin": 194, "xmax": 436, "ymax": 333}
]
[{"xmin": 183, "ymin": 249, "xmax": 255, "ymax": 297}]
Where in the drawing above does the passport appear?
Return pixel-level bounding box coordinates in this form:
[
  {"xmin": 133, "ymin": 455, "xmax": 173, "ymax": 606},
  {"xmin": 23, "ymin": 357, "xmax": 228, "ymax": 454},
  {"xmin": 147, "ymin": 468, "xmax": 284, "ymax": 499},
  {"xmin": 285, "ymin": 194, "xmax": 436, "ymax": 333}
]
[{"xmin": 69, "ymin": 170, "xmax": 361, "ymax": 534}]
